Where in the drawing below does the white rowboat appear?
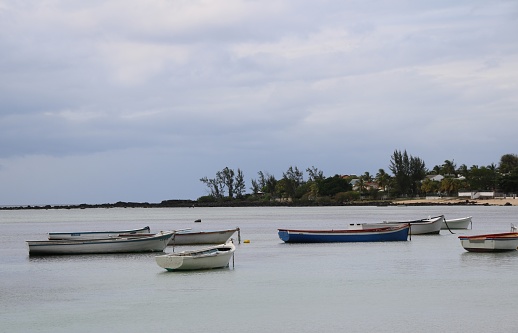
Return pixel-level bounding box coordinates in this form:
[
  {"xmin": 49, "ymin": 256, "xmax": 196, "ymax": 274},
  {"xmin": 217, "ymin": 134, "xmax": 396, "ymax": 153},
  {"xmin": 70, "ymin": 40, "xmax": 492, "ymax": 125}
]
[
  {"xmin": 381, "ymin": 215, "xmax": 445, "ymax": 235},
  {"xmin": 27, "ymin": 232, "xmax": 174, "ymax": 255},
  {"xmin": 119, "ymin": 227, "xmax": 241, "ymax": 245},
  {"xmin": 155, "ymin": 241, "xmax": 236, "ymax": 271},
  {"xmin": 48, "ymin": 226, "xmax": 151, "ymax": 240},
  {"xmin": 459, "ymin": 232, "xmax": 518, "ymax": 252},
  {"xmin": 442, "ymin": 216, "xmax": 472, "ymax": 230},
  {"xmin": 169, "ymin": 228, "xmax": 240, "ymax": 245}
]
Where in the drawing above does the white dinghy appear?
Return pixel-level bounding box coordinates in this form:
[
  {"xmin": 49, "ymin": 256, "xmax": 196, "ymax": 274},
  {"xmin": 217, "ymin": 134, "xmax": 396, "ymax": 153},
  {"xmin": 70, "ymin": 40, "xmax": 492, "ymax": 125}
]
[{"xmin": 155, "ymin": 241, "xmax": 236, "ymax": 271}]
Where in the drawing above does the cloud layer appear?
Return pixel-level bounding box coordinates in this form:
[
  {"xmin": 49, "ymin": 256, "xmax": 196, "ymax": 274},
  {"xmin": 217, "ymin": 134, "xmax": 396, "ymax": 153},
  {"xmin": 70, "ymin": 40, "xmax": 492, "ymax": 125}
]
[{"xmin": 1, "ymin": 0, "xmax": 517, "ymax": 204}]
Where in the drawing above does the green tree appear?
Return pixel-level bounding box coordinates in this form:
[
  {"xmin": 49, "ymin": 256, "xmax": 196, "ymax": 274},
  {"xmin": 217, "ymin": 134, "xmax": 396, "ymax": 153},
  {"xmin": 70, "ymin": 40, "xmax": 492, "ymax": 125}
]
[
  {"xmin": 375, "ymin": 169, "xmax": 389, "ymax": 189},
  {"xmin": 275, "ymin": 178, "xmax": 289, "ymax": 199},
  {"xmin": 442, "ymin": 160, "xmax": 456, "ymax": 175},
  {"xmin": 362, "ymin": 171, "xmax": 373, "ymax": 182},
  {"xmin": 281, "ymin": 166, "xmax": 304, "ymax": 198},
  {"xmin": 319, "ymin": 175, "xmax": 352, "ymax": 196},
  {"xmin": 457, "ymin": 164, "xmax": 469, "ymax": 178},
  {"xmin": 467, "ymin": 165, "xmax": 496, "ymax": 190},
  {"xmin": 409, "ymin": 156, "xmax": 427, "ymax": 195},
  {"xmin": 432, "ymin": 165, "xmax": 441, "ymax": 174},
  {"xmin": 498, "ymin": 168, "xmax": 518, "ymax": 193},
  {"xmin": 250, "ymin": 179, "xmax": 260, "ymax": 194},
  {"xmin": 200, "ymin": 176, "xmax": 223, "ymax": 198},
  {"xmin": 308, "ymin": 182, "xmax": 319, "ymax": 200},
  {"xmin": 421, "ymin": 178, "xmax": 439, "ymax": 194},
  {"xmin": 389, "ymin": 150, "xmax": 427, "ymax": 196},
  {"xmin": 255, "ymin": 171, "xmax": 277, "ymax": 195},
  {"xmin": 221, "ymin": 167, "xmax": 235, "ymax": 198},
  {"xmin": 234, "ymin": 169, "xmax": 246, "ymax": 198},
  {"xmin": 306, "ymin": 166, "xmax": 324, "ymax": 182},
  {"xmin": 440, "ymin": 177, "xmax": 460, "ymax": 195},
  {"xmin": 357, "ymin": 176, "xmax": 366, "ymax": 197},
  {"xmin": 499, "ymin": 154, "xmax": 518, "ymax": 174}
]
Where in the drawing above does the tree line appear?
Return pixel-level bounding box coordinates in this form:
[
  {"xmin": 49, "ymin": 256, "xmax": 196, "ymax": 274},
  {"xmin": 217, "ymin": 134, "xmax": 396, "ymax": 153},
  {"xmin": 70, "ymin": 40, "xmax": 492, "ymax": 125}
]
[{"xmin": 199, "ymin": 150, "xmax": 518, "ymax": 203}]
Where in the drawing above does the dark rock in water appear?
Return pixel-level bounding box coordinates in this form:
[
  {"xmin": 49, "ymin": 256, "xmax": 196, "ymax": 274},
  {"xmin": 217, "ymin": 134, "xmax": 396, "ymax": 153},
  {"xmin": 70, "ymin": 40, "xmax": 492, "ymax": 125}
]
[
  {"xmin": 194, "ymin": 219, "xmax": 202, "ymax": 223},
  {"xmin": 504, "ymin": 202, "xmax": 512, "ymax": 206}
]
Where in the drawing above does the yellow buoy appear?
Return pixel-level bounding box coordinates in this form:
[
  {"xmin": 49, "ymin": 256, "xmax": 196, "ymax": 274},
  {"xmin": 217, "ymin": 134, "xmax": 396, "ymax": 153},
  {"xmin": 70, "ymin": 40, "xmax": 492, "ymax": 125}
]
[{"xmin": 243, "ymin": 239, "xmax": 250, "ymax": 243}]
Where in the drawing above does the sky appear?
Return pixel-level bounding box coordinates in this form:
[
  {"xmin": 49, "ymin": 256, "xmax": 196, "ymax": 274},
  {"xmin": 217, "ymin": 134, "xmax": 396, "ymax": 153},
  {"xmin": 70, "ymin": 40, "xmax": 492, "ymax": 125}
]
[{"xmin": 1, "ymin": 0, "xmax": 517, "ymax": 205}]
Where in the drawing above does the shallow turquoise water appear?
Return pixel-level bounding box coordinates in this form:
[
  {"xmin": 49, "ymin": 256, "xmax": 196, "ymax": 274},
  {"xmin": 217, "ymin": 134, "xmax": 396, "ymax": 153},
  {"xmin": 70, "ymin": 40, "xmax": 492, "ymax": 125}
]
[{"xmin": 1, "ymin": 206, "xmax": 517, "ymax": 332}]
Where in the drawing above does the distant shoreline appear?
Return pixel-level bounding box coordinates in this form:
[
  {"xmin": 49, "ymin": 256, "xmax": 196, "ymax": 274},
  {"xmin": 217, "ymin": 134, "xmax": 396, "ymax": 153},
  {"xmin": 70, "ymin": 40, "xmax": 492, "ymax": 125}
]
[{"xmin": 0, "ymin": 197, "xmax": 515, "ymax": 210}]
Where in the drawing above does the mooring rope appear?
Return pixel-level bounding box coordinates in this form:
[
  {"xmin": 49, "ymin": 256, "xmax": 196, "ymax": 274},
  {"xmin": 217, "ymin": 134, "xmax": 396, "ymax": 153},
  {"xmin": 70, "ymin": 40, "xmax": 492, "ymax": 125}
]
[{"xmin": 444, "ymin": 219, "xmax": 455, "ymax": 234}]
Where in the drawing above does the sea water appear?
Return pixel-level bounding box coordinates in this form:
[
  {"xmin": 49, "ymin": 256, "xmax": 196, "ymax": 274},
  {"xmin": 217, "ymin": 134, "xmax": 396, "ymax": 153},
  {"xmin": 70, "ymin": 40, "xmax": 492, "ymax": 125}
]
[{"xmin": 1, "ymin": 205, "xmax": 518, "ymax": 333}]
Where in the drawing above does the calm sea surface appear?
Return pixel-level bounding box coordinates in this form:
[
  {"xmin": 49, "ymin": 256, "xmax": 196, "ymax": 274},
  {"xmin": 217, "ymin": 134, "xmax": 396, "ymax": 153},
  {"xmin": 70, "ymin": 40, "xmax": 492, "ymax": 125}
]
[{"xmin": 1, "ymin": 205, "xmax": 518, "ymax": 333}]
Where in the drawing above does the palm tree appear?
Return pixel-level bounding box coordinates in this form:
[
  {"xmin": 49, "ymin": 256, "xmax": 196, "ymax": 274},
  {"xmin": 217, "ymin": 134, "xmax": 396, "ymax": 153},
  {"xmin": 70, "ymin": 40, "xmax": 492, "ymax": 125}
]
[
  {"xmin": 357, "ymin": 176, "xmax": 366, "ymax": 199},
  {"xmin": 440, "ymin": 178, "xmax": 460, "ymax": 195},
  {"xmin": 362, "ymin": 171, "xmax": 373, "ymax": 182},
  {"xmin": 442, "ymin": 160, "xmax": 456, "ymax": 176},
  {"xmin": 375, "ymin": 169, "xmax": 390, "ymax": 192}
]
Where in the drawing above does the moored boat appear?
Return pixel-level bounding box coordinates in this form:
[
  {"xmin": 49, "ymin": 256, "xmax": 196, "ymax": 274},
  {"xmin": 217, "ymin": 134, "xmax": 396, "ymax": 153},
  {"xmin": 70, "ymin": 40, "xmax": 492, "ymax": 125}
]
[
  {"xmin": 442, "ymin": 216, "xmax": 472, "ymax": 230},
  {"xmin": 48, "ymin": 226, "xmax": 151, "ymax": 240},
  {"xmin": 382, "ymin": 215, "xmax": 444, "ymax": 235},
  {"xmin": 124, "ymin": 227, "xmax": 241, "ymax": 245},
  {"xmin": 277, "ymin": 223, "xmax": 410, "ymax": 243},
  {"xmin": 170, "ymin": 228, "xmax": 240, "ymax": 245},
  {"xmin": 27, "ymin": 231, "xmax": 174, "ymax": 255},
  {"xmin": 459, "ymin": 232, "xmax": 518, "ymax": 252},
  {"xmin": 155, "ymin": 241, "xmax": 236, "ymax": 271}
]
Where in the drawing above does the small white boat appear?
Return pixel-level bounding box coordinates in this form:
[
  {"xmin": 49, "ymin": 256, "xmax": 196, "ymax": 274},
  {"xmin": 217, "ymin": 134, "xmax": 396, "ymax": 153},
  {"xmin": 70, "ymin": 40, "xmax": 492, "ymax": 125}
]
[
  {"xmin": 155, "ymin": 241, "xmax": 236, "ymax": 271},
  {"xmin": 119, "ymin": 227, "xmax": 241, "ymax": 245},
  {"xmin": 27, "ymin": 231, "xmax": 174, "ymax": 255},
  {"xmin": 48, "ymin": 226, "xmax": 151, "ymax": 240},
  {"xmin": 442, "ymin": 216, "xmax": 472, "ymax": 230},
  {"xmin": 169, "ymin": 228, "xmax": 240, "ymax": 245},
  {"xmin": 381, "ymin": 215, "xmax": 445, "ymax": 235},
  {"xmin": 459, "ymin": 232, "xmax": 518, "ymax": 252}
]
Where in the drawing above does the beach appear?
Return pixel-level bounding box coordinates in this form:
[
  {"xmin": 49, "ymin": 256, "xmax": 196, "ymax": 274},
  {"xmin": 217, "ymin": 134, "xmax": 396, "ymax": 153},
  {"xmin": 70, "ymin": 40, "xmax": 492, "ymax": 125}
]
[{"xmin": 395, "ymin": 196, "xmax": 516, "ymax": 206}]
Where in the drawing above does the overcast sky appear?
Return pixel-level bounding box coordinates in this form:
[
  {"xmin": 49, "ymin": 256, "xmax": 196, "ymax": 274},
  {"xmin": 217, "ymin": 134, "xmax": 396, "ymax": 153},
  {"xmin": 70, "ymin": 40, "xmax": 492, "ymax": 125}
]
[{"xmin": 1, "ymin": 1, "xmax": 517, "ymax": 205}]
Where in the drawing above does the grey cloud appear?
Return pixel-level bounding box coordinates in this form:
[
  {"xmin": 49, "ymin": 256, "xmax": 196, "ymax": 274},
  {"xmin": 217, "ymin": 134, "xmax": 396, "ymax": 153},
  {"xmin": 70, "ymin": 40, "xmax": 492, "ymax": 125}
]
[{"xmin": 0, "ymin": 0, "xmax": 517, "ymax": 204}]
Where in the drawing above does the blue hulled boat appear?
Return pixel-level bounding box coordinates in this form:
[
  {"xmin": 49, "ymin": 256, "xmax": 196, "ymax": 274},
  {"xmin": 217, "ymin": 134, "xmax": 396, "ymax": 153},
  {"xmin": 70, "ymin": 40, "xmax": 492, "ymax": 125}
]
[{"xmin": 278, "ymin": 223, "xmax": 410, "ymax": 243}]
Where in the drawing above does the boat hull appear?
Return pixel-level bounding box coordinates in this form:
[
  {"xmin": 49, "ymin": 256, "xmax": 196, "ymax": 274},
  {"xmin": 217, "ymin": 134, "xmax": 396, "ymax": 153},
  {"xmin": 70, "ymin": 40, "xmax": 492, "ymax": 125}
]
[
  {"xmin": 459, "ymin": 233, "xmax": 518, "ymax": 252},
  {"xmin": 155, "ymin": 243, "xmax": 235, "ymax": 271},
  {"xmin": 27, "ymin": 232, "xmax": 174, "ymax": 255},
  {"xmin": 382, "ymin": 215, "xmax": 444, "ymax": 235},
  {"xmin": 48, "ymin": 226, "xmax": 151, "ymax": 240},
  {"xmin": 442, "ymin": 217, "xmax": 472, "ymax": 230},
  {"xmin": 277, "ymin": 225, "xmax": 409, "ymax": 243},
  {"xmin": 169, "ymin": 228, "xmax": 239, "ymax": 245}
]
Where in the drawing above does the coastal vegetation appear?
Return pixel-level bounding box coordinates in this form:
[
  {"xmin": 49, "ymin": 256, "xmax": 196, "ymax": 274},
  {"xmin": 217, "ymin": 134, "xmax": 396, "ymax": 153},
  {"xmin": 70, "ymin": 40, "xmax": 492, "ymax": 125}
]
[
  {"xmin": 3, "ymin": 151, "xmax": 517, "ymax": 210},
  {"xmin": 199, "ymin": 151, "xmax": 518, "ymax": 205}
]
